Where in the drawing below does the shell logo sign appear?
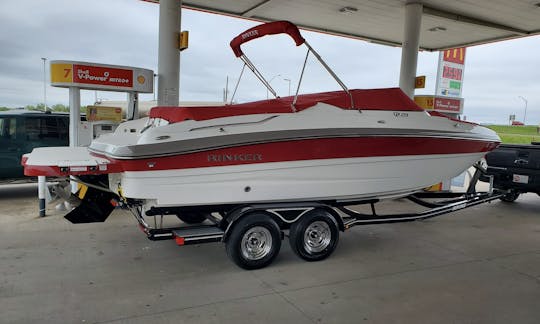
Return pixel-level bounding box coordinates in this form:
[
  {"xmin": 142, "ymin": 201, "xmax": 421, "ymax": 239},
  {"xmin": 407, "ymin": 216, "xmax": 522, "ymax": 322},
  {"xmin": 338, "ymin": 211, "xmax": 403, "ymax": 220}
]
[
  {"xmin": 442, "ymin": 47, "xmax": 466, "ymax": 64},
  {"xmin": 50, "ymin": 60, "xmax": 153, "ymax": 93}
]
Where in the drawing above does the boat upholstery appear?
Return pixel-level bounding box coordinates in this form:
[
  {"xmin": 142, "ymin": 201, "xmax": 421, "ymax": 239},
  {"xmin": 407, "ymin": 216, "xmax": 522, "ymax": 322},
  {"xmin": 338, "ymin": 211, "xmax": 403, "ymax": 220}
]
[{"xmin": 149, "ymin": 88, "xmax": 423, "ymax": 123}]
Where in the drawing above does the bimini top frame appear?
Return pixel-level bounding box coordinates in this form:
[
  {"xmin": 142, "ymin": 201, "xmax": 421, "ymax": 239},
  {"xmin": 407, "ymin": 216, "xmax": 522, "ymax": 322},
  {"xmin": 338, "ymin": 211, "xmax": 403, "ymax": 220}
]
[{"xmin": 228, "ymin": 20, "xmax": 354, "ymax": 111}]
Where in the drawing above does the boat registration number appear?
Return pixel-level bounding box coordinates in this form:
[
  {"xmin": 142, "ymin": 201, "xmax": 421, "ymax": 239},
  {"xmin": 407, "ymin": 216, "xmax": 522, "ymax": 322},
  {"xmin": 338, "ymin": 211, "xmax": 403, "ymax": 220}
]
[{"xmin": 512, "ymin": 174, "xmax": 529, "ymax": 184}]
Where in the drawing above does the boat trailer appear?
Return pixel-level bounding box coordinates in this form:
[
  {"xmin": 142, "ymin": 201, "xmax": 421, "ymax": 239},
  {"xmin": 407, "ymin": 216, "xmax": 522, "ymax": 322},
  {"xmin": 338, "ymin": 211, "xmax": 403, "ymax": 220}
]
[
  {"xmin": 66, "ymin": 165, "xmax": 504, "ymax": 269},
  {"xmin": 135, "ymin": 188, "xmax": 503, "ymax": 241},
  {"xmin": 122, "ymin": 166, "xmax": 503, "ymax": 269}
]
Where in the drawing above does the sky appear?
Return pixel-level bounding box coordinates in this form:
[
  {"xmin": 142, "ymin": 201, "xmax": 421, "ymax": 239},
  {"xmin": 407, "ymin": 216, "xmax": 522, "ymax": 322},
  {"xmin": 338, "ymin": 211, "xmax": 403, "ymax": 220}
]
[{"xmin": 0, "ymin": 0, "xmax": 539, "ymax": 125}]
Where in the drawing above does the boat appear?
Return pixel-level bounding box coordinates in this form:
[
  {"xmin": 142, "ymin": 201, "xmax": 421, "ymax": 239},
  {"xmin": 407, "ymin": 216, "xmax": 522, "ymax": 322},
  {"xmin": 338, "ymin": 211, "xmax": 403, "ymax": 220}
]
[{"xmin": 22, "ymin": 21, "xmax": 501, "ymax": 222}]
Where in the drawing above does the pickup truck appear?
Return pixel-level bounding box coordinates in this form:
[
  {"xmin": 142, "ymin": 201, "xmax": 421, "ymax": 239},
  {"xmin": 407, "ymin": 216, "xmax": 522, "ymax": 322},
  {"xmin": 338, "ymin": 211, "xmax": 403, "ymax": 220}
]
[{"xmin": 483, "ymin": 143, "xmax": 540, "ymax": 202}]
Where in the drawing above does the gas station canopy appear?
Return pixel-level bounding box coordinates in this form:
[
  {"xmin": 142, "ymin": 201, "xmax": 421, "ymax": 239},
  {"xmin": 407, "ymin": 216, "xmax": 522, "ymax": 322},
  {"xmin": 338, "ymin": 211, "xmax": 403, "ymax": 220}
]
[{"xmin": 175, "ymin": 0, "xmax": 540, "ymax": 51}]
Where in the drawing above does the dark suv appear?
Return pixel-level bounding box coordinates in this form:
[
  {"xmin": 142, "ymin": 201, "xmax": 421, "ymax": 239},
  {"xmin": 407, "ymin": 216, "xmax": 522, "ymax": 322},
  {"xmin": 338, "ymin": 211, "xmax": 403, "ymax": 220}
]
[{"xmin": 0, "ymin": 110, "xmax": 69, "ymax": 179}]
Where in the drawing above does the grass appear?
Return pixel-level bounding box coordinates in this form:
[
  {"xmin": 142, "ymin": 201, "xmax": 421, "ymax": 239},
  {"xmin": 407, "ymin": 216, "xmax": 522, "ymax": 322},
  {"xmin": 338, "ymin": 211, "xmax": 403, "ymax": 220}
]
[{"xmin": 487, "ymin": 125, "xmax": 540, "ymax": 144}]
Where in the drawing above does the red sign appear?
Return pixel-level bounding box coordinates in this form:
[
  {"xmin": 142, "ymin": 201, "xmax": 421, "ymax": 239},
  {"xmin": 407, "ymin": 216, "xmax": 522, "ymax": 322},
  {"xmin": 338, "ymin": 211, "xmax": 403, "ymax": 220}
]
[
  {"xmin": 73, "ymin": 64, "xmax": 133, "ymax": 88},
  {"xmin": 434, "ymin": 97, "xmax": 462, "ymax": 112},
  {"xmin": 442, "ymin": 66, "xmax": 463, "ymax": 81},
  {"xmin": 443, "ymin": 47, "xmax": 466, "ymax": 64}
]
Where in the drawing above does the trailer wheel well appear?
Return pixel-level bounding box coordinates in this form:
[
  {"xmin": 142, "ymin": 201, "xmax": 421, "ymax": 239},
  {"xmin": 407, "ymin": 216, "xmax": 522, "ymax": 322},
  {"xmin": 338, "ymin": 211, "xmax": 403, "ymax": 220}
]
[
  {"xmin": 222, "ymin": 203, "xmax": 344, "ymax": 242},
  {"xmin": 318, "ymin": 206, "xmax": 344, "ymax": 231},
  {"xmin": 223, "ymin": 208, "xmax": 282, "ymax": 242}
]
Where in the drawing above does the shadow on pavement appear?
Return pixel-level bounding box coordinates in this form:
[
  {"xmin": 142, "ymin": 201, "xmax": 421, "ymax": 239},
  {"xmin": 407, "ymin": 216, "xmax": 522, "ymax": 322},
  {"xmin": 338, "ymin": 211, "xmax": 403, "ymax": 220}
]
[{"xmin": 0, "ymin": 183, "xmax": 38, "ymax": 199}]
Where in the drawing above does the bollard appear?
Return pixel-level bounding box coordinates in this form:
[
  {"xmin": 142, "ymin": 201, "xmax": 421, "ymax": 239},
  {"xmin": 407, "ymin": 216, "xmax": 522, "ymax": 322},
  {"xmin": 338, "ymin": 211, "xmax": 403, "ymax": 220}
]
[{"xmin": 38, "ymin": 176, "xmax": 46, "ymax": 217}]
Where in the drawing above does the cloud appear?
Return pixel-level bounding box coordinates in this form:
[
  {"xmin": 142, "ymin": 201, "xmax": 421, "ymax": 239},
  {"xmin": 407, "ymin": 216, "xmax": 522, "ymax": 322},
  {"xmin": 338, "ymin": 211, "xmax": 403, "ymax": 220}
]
[{"xmin": 0, "ymin": 0, "xmax": 539, "ymax": 125}]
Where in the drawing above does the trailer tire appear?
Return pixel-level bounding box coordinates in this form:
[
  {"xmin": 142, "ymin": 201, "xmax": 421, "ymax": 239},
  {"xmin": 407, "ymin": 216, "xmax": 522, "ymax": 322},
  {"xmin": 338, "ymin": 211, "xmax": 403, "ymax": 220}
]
[
  {"xmin": 289, "ymin": 209, "xmax": 339, "ymax": 262},
  {"xmin": 500, "ymin": 190, "xmax": 520, "ymax": 203},
  {"xmin": 226, "ymin": 213, "xmax": 281, "ymax": 270},
  {"xmin": 176, "ymin": 212, "xmax": 208, "ymax": 224}
]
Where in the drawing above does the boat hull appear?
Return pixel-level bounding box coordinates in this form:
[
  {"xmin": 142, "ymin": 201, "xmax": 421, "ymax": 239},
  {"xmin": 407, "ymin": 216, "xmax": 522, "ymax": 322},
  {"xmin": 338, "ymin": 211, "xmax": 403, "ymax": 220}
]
[
  {"xmin": 24, "ymin": 133, "xmax": 497, "ymax": 208},
  {"xmin": 22, "ymin": 101, "xmax": 500, "ymax": 209},
  {"xmin": 113, "ymin": 152, "xmax": 487, "ymax": 207}
]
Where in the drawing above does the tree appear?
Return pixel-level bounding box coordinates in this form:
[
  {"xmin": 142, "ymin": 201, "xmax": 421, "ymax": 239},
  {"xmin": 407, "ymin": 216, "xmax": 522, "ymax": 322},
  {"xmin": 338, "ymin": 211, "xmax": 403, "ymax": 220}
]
[
  {"xmin": 24, "ymin": 103, "xmax": 48, "ymax": 111},
  {"xmin": 0, "ymin": 106, "xmax": 9, "ymax": 111},
  {"xmin": 51, "ymin": 104, "xmax": 69, "ymax": 112}
]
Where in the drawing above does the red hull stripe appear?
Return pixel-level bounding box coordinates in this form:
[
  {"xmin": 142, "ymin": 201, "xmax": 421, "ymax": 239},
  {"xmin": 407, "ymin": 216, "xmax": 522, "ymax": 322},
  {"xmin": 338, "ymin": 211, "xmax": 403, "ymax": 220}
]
[{"xmin": 24, "ymin": 137, "xmax": 498, "ymax": 177}]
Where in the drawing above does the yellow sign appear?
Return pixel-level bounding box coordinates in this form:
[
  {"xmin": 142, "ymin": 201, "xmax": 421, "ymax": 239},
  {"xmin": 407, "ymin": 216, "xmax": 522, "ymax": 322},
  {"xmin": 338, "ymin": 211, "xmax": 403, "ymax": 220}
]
[
  {"xmin": 86, "ymin": 106, "xmax": 122, "ymax": 122},
  {"xmin": 51, "ymin": 63, "xmax": 73, "ymax": 83},
  {"xmin": 414, "ymin": 95, "xmax": 434, "ymax": 110},
  {"xmin": 415, "ymin": 75, "xmax": 426, "ymax": 89},
  {"xmin": 178, "ymin": 31, "xmax": 189, "ymax": 51}
]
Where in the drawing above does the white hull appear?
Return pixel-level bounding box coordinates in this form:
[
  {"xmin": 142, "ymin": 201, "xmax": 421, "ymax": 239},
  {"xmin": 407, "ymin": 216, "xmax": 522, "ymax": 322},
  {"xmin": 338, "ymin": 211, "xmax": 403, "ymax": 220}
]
[
  {"xmin": 23, "ymin": 91, "xmax": 500, "ymax": 211},
  {"xmin": 112, "ymin": 152, "xmax": 485, "ymax": 207}
]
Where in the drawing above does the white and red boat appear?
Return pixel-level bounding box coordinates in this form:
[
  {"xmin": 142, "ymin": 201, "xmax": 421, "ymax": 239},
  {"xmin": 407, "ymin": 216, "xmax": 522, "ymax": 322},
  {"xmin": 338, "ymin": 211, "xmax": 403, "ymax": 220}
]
[{"xmin": 23, "ymin": 21, "xmax": 500, "ymax": 220}]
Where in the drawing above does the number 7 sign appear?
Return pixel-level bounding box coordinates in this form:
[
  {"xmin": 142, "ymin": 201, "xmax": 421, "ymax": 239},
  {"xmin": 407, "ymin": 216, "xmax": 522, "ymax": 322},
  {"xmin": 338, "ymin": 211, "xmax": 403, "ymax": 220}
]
[{"xmin": 51, "ymin": 63, "xmax": 74, "ymax": 83}]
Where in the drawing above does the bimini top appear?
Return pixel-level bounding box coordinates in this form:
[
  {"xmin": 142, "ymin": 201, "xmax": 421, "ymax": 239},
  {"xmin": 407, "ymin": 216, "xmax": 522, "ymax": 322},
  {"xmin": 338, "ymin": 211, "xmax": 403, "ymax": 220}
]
[{"xmin": 149, "ymin": 88, "xmax": 423, "ymax": 123}]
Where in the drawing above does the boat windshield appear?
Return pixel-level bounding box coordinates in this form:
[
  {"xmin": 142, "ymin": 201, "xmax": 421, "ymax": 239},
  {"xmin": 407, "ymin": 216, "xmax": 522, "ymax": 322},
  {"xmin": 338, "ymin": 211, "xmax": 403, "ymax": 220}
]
[{"xmin": 140, "ymin": 117, "xmax": 169, "ymax": 134}]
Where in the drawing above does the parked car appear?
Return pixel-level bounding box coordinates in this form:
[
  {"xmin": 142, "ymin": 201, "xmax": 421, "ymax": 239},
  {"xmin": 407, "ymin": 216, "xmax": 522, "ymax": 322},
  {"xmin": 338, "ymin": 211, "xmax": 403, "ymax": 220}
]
[
  {"xmin": 0, "ymin": 110, "xmax": 70, "ymax": 179},
  {"xmin": 483, "ymin": 143, "xmax": 540, "ymax": 202}
]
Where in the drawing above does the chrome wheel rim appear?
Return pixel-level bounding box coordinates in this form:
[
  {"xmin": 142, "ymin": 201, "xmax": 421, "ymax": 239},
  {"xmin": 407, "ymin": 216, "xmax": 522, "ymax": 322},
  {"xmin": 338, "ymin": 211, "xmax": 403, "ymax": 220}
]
[
  {"xmin": 241, "ymin": 226, "xmax": 273, "ymax": 260},
  {"xmin": 303, "ymin": 221, "xmax": 331, "ymax": 253}
]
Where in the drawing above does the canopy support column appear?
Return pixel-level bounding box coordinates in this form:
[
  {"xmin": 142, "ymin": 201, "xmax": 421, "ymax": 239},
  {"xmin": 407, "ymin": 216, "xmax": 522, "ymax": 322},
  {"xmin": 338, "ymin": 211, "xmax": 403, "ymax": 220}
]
[
  {"xmin": 69, "ymin": 86, "xmax": 80, "ymax": 147},
  {"xmin": 127, "ymin": 92, "xmax": 139, "ymax": 120},
  {"xmin": 68, "ymin": 86, "xmax": 81, "ymax": 195},
  {"xmin": 157, "ymin": 0, "xmax": 182, "ymax": 106},
  {"xmin": 399, "ymin": 2, "xmax": 422, "ymax": 98}
]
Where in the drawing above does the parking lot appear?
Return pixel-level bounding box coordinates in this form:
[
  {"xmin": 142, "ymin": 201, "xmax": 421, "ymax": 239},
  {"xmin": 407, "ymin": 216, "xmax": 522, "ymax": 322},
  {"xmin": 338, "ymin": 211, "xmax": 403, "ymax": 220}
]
[{"xmin": 1, "ymin": 183, "xmax": 540, "ymax": 323}]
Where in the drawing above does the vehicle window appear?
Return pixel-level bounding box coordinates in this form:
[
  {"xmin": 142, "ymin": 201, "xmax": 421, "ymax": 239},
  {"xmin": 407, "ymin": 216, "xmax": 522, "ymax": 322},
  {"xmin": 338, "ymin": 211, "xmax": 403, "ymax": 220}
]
[
  {"xmin": 24, "ymin": 118, "xmax": 41, "ymax": 140},
  {"xmin": 0, "ymin": 117, "xmax": 16, "ymax": 140},
  {"xmin": 24, "ymin": 117, "xmax": 60, "ymax": 140},
  {"xmin": 57, "ymin": 117, "xmax": 69, "ymax": 140},
  {"xmin": 43, "ymin": 117, "xmax": 59, "ymax": 138}
]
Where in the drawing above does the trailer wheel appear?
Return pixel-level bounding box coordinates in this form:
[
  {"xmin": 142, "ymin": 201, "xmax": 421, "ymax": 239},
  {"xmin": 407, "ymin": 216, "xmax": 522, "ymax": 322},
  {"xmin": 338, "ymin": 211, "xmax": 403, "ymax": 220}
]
[
  {"xmin": 500, "ymin": 190, "xmax": 520, "ymax": 203},
  {"xmin": 226, "ymin": 213, "xmax": 281, "ymax": 270},
  {"xmin": 176, "ymin": 212, "xmax": 208, "ymax": 224},
  {"xmin": 289, "ymin": 209, "xmax": 339, "ymax": 262}
]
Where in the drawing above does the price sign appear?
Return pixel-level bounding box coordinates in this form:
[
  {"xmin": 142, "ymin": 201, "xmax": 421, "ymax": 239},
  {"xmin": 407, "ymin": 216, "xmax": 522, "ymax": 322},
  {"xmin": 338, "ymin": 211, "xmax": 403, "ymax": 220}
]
[
  {"xmin": 435, "ymin": 48, "xmax": 466, "ymax": 97},
  {"xmin": 414, "ymin": 95, "xmax": 463, "ymax": 114}
]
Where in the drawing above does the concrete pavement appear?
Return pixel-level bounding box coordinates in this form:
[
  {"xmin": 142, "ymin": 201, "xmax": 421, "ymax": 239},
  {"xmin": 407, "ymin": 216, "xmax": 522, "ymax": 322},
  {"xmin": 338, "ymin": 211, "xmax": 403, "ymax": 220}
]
[{"xmin": 1, "ymin": 184, "xmax": 539, "ymax": 323}]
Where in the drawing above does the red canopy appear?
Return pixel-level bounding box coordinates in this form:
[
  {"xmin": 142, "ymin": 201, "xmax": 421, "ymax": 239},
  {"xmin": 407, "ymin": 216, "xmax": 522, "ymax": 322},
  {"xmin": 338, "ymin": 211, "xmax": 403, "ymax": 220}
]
[
  {"xmin": 230, "ymin": 21, "xmax": 305, "ymax": 57},
  {"xmin": 149, "ymin": 88, "xmax": 424, "ymax": 124}
]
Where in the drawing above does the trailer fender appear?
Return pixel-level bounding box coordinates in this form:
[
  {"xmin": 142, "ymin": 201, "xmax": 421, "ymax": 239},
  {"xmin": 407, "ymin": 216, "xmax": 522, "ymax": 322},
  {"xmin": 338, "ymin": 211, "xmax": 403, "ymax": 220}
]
[{"xmin": 222, "ymin": 203, "xmax": 344, "ymax": 242}]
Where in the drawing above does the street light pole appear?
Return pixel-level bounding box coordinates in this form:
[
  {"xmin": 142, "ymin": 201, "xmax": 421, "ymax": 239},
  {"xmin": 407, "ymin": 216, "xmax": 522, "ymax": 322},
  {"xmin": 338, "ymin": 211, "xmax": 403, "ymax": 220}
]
[
  {"xmin": 266, "ymin": 74, "xmax": 281, "ymax": 99},
  {"xmin": 518, "ymin": 96, "xmax": 528, "ymax": 125},
  {"xmin": 283, "ymin": 78, "xmax": 291, "ymax": 96},
  {"xmin": 41, "ymin": 57, "xmax": 47, "ymax": 111}
]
